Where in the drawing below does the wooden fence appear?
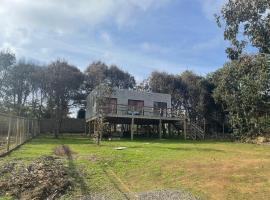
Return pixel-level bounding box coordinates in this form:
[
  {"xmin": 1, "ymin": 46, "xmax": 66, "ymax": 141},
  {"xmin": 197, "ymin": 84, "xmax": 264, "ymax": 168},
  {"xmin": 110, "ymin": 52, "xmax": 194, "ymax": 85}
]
[{"xmin": 0, "ymin": 113, "xmax": 39, "ymax": 156}]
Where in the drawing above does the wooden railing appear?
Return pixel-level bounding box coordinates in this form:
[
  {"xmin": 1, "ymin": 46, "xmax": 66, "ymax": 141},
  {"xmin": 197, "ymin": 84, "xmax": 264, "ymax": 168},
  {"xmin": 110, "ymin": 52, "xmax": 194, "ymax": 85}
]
[{"xmin": 97, "ymin": 103, "xmax": 185, "ymax": 118}]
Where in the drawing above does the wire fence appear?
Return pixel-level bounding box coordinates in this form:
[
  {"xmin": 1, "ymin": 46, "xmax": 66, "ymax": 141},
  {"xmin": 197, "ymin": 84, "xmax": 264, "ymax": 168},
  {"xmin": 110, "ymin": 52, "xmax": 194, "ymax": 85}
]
[{"xmin": 0, "ymin": 113, "xmax": 39, "ymax": 156}]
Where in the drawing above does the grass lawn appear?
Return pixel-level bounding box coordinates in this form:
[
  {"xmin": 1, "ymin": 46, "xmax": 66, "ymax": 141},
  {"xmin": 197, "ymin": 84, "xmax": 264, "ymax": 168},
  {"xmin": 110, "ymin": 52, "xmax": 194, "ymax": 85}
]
[{"xmin": 1, "ymin": 135, "xmax": 270, "ymax": 200}]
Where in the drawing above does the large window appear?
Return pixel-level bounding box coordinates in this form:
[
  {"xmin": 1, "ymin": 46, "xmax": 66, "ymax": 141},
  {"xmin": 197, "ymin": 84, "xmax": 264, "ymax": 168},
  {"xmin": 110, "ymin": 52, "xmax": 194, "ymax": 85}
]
[
  {"xmin": 153, "ymin": 102, "xmax": 167, "ymax": 116},
  {"xmin": 103, "ymin": 98, "xmax": 117, "ymax": 114},
  {"xmin": 128, "ymin": 99, "xmax": 144, "ymax": 115}
]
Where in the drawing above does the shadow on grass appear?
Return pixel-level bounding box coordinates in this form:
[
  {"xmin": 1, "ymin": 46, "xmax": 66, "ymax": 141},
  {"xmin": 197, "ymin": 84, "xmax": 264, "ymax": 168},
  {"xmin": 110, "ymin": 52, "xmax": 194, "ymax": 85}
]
[
  {"xmin": 102, "ymin": 167, "xmax": 130, "ymax": 200},
  {"xmin": 60, "ymin": 145, "xmax": 89, "ymax": 195}
]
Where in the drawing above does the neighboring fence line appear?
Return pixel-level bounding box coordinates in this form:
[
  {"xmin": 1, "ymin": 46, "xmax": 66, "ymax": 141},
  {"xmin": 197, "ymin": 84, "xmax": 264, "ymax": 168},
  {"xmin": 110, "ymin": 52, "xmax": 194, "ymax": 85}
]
[
  {"xmin": 0, "ymin": 112, "xmax": 39, "ymax": 156},
  {"xmin": 40, "ymin": 118, "xmax": 85, "ymax": 134}
]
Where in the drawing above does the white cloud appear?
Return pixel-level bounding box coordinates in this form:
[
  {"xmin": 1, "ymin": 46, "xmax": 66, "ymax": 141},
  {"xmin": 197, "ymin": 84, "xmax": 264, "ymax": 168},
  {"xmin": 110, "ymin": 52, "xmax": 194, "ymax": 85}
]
[
  {"xmin": 100, "ymin": 31, "xmax": 112, "ymax": 45},
  {"xmin": 0, "ymin": 0, "xmax": 171, "ymax": 64}
]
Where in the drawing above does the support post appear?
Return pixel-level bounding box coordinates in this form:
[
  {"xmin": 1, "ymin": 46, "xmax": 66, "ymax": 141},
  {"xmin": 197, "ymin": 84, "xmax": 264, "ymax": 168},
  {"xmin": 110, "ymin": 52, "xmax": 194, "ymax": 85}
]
[
  {"xmin": 184, "ymin": 119, "xmax": 187, "ymax": 140},
  {"xmin": 88, "ymin": 121, "xmax": 91, "ymax": 136},
  {"xmin": 99, "ymin": 117, "xmax": 103, "ymax": 143},
  {"xmin": 131, "ymin": 117, "xmax": 134, "ymax": 140},
  {"xmin": 93, "ymin": 120, "xmax": 96, "ymax": 139},
  {"xmin": 159, "ymin": 119, "xmax": 162, "ymax": 139},
  {"xmin": 168, "ymin": 123, "xmax": 172, "ymax": 138},
  {"xmin": 6, "ymin": 117, "xmax": 12, "ymax": 152},
  {"xmin": 203, "ymin": 118, "xmax": 206, "ymax": 133}
]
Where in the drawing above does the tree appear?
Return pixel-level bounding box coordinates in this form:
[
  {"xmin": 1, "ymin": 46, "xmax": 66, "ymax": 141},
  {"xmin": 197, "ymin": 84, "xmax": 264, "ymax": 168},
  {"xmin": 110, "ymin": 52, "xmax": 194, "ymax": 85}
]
[
  {"xmin": 80, "ymin": 61, "xmax": 135, "ymax": 107},
  {"xmin": 216, "ymin": 0, "xmax": 270, "ymax": 59},
  {"xmin": 149, "ymin": 71, "xmax": 185, "ymax": 110},
  {"xmin": 84, "ymin": 61, "xmax": 135, "ymax": 92},
  {"xmin": 1, "ymin": 60, "xmax": 38, "ymax": 115},
  {"xmin": 45, "ymin": 59, "xmax": 84, "ymax": 138},
  {"xmin": 212, "ymin": 54, "xmax": 270, "ymax": 137},
  {"xmin": 0, "ymin": 49, "xmax": 16, "ymax": 109}
]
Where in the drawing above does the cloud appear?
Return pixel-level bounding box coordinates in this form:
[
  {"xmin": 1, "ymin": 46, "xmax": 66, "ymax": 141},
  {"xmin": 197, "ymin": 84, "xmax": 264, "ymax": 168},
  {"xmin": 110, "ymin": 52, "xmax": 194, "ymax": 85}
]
[
  {"xmin": 0, "ymin": 0, "xmax": 170, "ymax": 35},
  {"xmin": 0, "ymin": 0, "xmax": 171, "ymax": 62},
  {"xmin": 100, "ymin": 31, "xmax": 112, "ymax": 45}
]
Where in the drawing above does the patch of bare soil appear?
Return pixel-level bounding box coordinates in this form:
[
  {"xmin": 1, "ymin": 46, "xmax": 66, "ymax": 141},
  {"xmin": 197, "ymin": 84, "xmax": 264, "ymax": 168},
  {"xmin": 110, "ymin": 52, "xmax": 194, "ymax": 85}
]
[
  {"xmin": 54, "ymin": 145, "xmax": 76, "ymax": 159},
  {"xmin": 0, "ymin": 156, "xmax": 73, "ymax": 200}
]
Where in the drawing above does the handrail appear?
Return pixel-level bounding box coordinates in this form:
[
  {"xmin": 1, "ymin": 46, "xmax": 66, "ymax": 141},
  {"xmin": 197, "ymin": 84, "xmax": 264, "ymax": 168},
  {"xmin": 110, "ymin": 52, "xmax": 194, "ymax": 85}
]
[{"xmin": 97, "ymin": 103, "xmax": 185, "ymax": 118}]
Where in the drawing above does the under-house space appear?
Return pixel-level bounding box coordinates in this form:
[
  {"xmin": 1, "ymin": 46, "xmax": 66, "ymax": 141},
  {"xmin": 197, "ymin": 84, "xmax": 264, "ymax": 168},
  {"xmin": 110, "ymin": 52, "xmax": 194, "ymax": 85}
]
[{"xmin": 86, "ymin": 88, "xmax": 205, "ymax": 140}]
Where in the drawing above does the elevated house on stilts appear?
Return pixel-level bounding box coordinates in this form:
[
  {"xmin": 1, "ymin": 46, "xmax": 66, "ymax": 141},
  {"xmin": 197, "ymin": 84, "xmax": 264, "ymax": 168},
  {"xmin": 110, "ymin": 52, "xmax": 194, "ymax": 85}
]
[{"xmin": 86, "ymin": 87, "xmax": 205, "ymax": 140}]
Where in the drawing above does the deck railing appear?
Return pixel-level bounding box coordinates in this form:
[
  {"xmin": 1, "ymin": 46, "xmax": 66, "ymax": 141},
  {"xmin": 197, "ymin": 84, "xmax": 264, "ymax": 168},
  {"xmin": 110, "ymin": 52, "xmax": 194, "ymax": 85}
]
[{"xmin": 97, "ymin": 103, "xmax": 185, "ymax": 118}]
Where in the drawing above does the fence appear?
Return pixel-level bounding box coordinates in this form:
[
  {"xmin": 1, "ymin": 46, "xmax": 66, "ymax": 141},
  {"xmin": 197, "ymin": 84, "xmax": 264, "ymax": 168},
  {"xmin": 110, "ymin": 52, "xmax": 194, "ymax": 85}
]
[{"xmin": 0, "ymin": 113, "xmax": 39, "ymax": 156}]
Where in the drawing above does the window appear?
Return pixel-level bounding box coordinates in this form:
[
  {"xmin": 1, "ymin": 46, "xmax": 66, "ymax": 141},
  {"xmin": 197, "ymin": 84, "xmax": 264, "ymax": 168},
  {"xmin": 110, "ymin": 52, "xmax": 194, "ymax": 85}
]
[
  {"xmin": 103, "ymin": 98, "xmax": 117, "ymax": 114},
  {"xmin": 128, "ymin": 99, "xmax": 144, "ymax": 115},
  {"xmin": 153, "ymin": 102, "xmax": 167, "ymax": 116}
]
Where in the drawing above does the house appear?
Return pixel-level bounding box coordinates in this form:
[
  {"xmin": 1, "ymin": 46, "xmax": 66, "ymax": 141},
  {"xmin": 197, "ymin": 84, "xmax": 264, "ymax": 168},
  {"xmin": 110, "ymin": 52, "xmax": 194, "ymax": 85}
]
[{"xmin": 86, "ymin": 87, "xmax": 204, "ymax": 140}]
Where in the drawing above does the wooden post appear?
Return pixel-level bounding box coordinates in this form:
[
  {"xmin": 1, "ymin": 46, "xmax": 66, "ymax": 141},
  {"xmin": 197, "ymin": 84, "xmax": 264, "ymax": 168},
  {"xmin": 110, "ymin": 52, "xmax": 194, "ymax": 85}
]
[
  {"xmin": 114, "ymin": 123, "xmax": 117, "ymax": 133},
  {"xmin": 88, "ymin": 121, "xmax": 91, "ymax": 136},
  {"xmin": 27, "ymin": 119, "xmax": 29, "ymax": 138},
  {"xmin": 159, "ymin": 119, "xmax": 162, "ymax": 139},
  {"xmin": 93, "ymin": 120, "xmax": 96, "ymax": 138},
  {"xmin": 203, "ymin": 118, "xmax": 206, "ymax": 133},
  {"xmin": 100, "ymin": 117, "xmax": 103, "ymax": 142},
  {"xmin": 184, "ymin": 119, "xmax": 187, "ymax": 140},
  {"xmin": 16, "ymin": 118, "xmax": 19, "ymax": 145},
  {"xmin": 6, "ymin": 117, "xmax": 12, "ymax": 152},
  {"xmin": 168, "ymin": 123, "xmax": 172, "ymax": 138},
  {"xmin": 19, "ymin": 118, "xmax": 22, "ymax": 144},
  {"xmin": 131, "ymin": 117, "xmax": 134, "ymax": 140}
]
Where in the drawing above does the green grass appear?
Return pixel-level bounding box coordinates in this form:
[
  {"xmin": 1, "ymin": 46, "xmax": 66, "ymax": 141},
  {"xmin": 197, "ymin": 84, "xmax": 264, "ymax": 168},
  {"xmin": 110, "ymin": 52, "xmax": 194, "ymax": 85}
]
[{"xmin": 1, "ymin": 135, "xmax": 270, "ymax": 200}]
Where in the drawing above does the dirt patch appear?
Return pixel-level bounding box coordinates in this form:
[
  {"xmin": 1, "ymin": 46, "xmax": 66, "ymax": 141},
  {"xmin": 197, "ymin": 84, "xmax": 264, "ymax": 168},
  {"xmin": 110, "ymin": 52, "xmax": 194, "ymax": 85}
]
[
  {"xmin": 0, "ymin": 156, "xmax": 73, "ymax": 200},
  {"xmin": 88, "ymin": 154, "xmax": 100, "ymax": 163},
  {"xmin": 54, "ymin": 145, "xmax": 76, "ymax": 159}
]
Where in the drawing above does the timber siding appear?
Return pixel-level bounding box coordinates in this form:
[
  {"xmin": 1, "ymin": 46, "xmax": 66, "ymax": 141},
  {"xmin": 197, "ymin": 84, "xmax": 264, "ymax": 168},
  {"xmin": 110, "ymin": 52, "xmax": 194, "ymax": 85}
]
[{"xmin": 86, "ymin": 88, "xmax": 172, "ymax": 120}]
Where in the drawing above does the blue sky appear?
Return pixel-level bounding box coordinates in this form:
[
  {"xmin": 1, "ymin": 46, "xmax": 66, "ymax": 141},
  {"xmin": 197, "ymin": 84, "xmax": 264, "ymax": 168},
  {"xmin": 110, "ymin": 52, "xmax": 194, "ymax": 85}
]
[{"xmin": 0, "ymin": 0, "xmax": 228, "ymax": 81}]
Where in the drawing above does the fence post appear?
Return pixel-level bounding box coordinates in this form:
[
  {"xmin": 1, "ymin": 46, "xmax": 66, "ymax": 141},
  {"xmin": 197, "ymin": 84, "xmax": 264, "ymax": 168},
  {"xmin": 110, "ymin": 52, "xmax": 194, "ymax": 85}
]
[
  {"xmin": 16, "ymin": 118, "xmax": 19, "ymax": 145},
  {"xmin": 22, "ymin": 118, "xmax": 25, "ymax": 143},
  {"xmin": 6, "ymin": 117, "xmax": 12, "ymax": 152}
]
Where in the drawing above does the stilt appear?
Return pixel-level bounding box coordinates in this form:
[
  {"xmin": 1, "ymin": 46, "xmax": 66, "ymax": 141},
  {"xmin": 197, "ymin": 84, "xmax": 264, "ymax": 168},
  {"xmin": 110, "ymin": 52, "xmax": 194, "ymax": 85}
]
[
  {"xmin": 131, "ymin": 117, "xmax": 134, "ymax": 140},
  {"xmin": 113, "ymin": 123, "xmax": 117, "ymax": 133},
  {"xmin": 168, "ymin": 123, "xmax": 172, "ymax": 138},
  {"xmin": 159, "ymin": 119, "xmax": 162, "ymax": 139},
  {"xmin": 184, "ymin": 119, "xmax": 187, "ymax": 140}
]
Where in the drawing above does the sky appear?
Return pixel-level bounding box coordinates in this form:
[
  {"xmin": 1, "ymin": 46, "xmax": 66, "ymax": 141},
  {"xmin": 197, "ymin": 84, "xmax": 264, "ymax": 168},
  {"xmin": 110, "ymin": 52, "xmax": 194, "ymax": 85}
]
[{"xmin": 0, "ymin": 0, "xmax": 228, "ymax": 82}]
